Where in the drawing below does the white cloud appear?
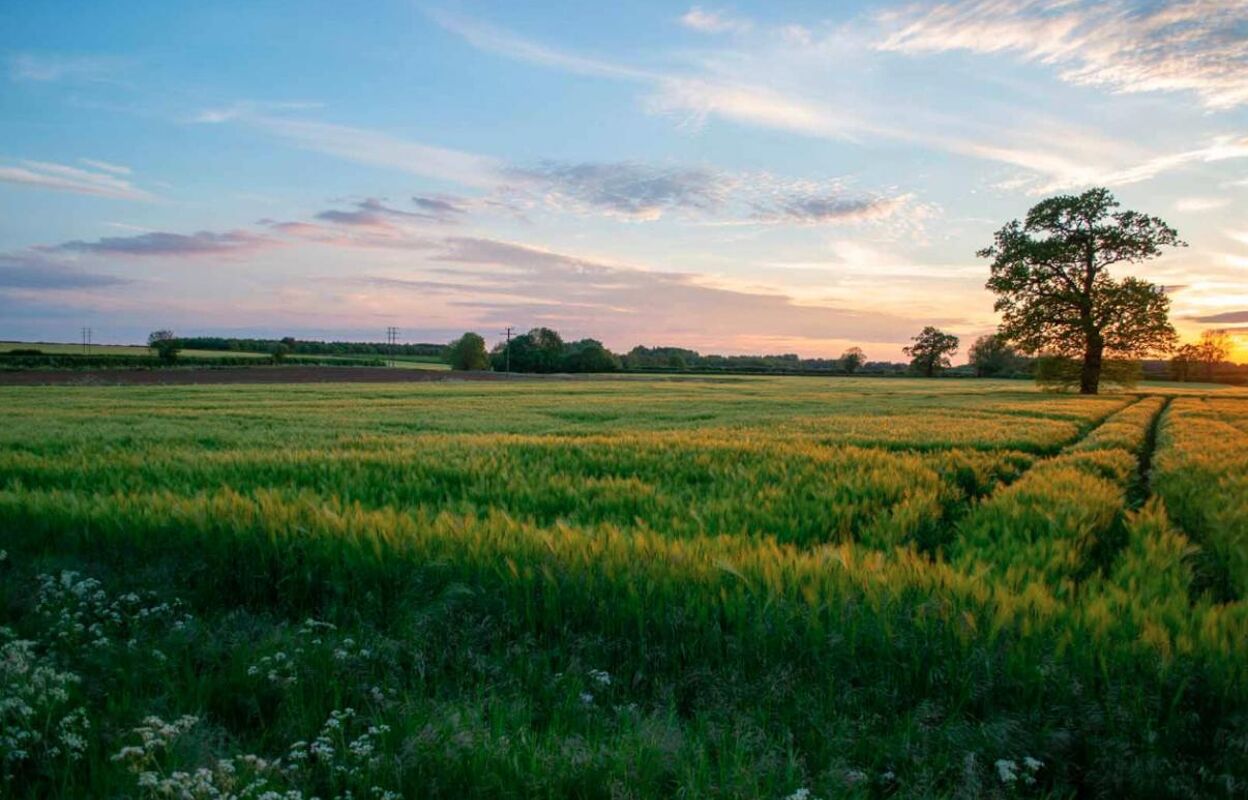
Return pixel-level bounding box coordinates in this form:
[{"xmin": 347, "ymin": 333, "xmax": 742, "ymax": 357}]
[
  {"xmin": 877, "ymin": 0, "xmax": 1248, "ymax": 110},
  {"xmin": 251, "ymin": 117, "xmax": 504, "ymax": 188},
  {"xmin": 0, "ymin": 159, "xmax": 152, "ymax": 200},
  {"xmin": 1175, "ymin": 196, "xmax": 1231, "ymax": 212},
  {"xmin": 680, "ymin": 7, "xmax": 753, "ymax": 34},
  {"xmin": 79, "ymin": 158, "xmax": 131, "ymax": 175},
  {"xmin": 433, "ymin": 8, "xmax": 1246, "ymax": 193},
  {"xmin": 9, "ymin": 53, "xmax": 124, "ymax": 83},
  {"xmin": 427, "ymin": 9, "xmax": 653, "ymax": 81}
]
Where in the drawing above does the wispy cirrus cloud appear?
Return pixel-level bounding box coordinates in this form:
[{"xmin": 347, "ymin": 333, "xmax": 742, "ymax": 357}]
[
  {"xmin": 245, "ymin": 117, "xmax": 503, "ymax": 188},
  {"xmin": 877, "ymin": 0, "xmax": 1248, "ymax": 110},
  {"xmin": 202, "ymin": 98, "xmax": 920, "ymax": 226},
  {"xmin": 1175, "ymin": 196, "xmax": 1231, "ymax": 213},
  {"xmin": 680, "ymin": 7, "xmax": 753, "ymax": 34},
  {"xmin": 78, "ymin": 158, "xmax": 131, "ymax": 176},
  {"xmin": 8, "ymin": 53, "xmax": 127, "ymax": 83},
  {"xmin": 427, "ymin": 9, "xmax": 653, "ymax": 81},
  {"xmin": 0, "ymin": 159, "xmax": 152, "ymax": 200},
  {"xmin": 431, "ymin": 7, "xmax": 1248, "ymax": 194}
]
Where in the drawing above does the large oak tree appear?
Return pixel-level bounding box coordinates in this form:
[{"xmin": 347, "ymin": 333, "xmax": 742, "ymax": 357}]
[{"xmin": 978, "ymin": 188, "xmax": 1181, "ymax": 394}]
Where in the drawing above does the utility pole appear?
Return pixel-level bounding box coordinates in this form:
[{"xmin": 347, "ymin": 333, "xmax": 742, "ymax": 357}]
[
  {"xmin": 501, "ymin": 326, "xmax": 513, "ymax": 375},
  {"xmin": 385, "ymin": 326, "xmax": 399, "ymax": 367},
  {"xmin": 81, "ymin": 326, "xmax": 92, "ymax": 355}
]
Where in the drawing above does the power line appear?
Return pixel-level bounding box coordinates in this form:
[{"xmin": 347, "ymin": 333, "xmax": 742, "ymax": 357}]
[{"xmin": 80, "ymin": 326, "xmax": 92, "ymax": 355}]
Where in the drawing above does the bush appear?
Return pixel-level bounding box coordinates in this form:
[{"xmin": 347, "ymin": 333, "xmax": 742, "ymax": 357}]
[{"xmin": 445, "ymin": 332, "xmax": 490, "ymax": 371}]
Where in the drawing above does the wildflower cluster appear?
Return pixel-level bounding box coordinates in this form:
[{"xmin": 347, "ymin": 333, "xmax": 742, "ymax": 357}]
[
  {"xmin": 0, "ymin": 627, "xmax": 90, "ymax": 780},
  {"xmin": 995, "ymin": 756, "xmax": 1043, "ymax": 786},
  {"xmin": 34, "ymin": 570, "xmax": 193, "ymax": 659},
  {"xmin": 246, "ymin": 619, "xmax": 380, "ymax": 692},
  {"xmin": 111, "ymin": 709, "xmax": 399, "ymax": 800},
  {"xmin": 286, "ymin": 707, "xmax": 392, "ymax": 784},
  {"xmin": 112, "ymin": 714, "xmax": 292, "ymax": 799}
]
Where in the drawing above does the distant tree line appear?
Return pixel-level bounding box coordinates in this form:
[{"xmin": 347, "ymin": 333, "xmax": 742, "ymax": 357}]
[{"xmin": 168, "ymin": 336, "xmax": 447, "ymax": 358}]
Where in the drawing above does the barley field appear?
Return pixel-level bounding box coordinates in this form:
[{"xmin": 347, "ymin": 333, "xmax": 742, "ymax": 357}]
[{"xmin": 2, "ymin": 377, "xmax": 1246, "ymax": 798}]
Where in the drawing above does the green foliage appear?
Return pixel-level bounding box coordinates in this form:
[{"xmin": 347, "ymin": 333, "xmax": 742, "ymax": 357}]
[
  {"xmin": 903, "ymin": 326, "xmax": 959, "ymax": 377},
  {"xmin": 169, "ymin": 336, "xmax": 447, "ymax": 358},
  {"xmin": 445, "ymin": 332, "xmax": 490, "ymax": 371},
  {"xmin": 562, "ymin": 339, "xmax": 619, "ymax": 372},
  {"xmin": 492, "ymin": 328, "xmax": 621, "ymax": 373},
  {"xmin": 147, "ymin": 330, "xmax": 180, "ymax": 363},
  {"xmin": 968, "ymin": 334, "xmax": 1024, "ymax": 377},
  {"xmin": 979, "ymin": 188, "xmax": 1181, "ymax": 394}
]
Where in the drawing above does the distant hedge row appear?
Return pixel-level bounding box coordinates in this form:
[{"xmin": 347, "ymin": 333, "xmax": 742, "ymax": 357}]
[{"xmin": 0, "ymin": 354, "xmax": 385, "ymax": 370}]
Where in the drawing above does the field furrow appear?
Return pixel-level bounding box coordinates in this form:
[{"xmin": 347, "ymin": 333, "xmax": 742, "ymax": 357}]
[
  {"xmin": 1151, "ymin": 397, "xmax": 1248, "ymax": 601},
  {"xmin": 949, "ymin": 396, "xmax": 1168, "ymax": 595}
]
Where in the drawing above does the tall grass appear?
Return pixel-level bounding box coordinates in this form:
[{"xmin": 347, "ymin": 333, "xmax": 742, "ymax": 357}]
[{"xmin": 0, "ymin": 379, "xmax": 1243, "ymax": 798}]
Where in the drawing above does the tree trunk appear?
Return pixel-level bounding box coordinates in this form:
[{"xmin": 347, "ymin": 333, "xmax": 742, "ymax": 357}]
[{"xmin": 1081, "ymin": 339, "xmax": 1103, "ymax": 395}]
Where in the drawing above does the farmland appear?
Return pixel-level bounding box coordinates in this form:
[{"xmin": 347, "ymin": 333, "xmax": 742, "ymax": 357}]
[{"xmin": 1, "ymin": 377, "xmax": 1246, "ymax": 798}]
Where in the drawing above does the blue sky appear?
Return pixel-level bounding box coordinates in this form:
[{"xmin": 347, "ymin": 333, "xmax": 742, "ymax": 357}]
[{"xmin": 2, "ymin": 0, "xmax": 1246, "ymax": 360}]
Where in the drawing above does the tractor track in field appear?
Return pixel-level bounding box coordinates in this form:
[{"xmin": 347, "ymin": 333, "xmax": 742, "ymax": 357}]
[
  {"xmin": 1131, "ymin": 395, "xmax": 1172, "ymax": 509},
  {"xmin": 909, "ymin": 397, "xmax": 1149, "ymax": 556}
]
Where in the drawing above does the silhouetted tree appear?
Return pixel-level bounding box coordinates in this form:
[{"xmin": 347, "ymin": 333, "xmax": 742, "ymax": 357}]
[
  {"xmin": 840, "ymin": 347, "xmax": 866, "ymax": 374},
  {"xmin": 968, "ymin": 334, "xmax": 1022, "ymax": 377},
  {"xmin": 903, "ymin": 327, "xmax": 959, "ymax": 377},
  {"xmin": 1196, "ymin": 329, "xmax": 1231, "ymax": 381},
  {"xmin": 979, "ymin": 187, "xmax": 1181, "ymax": 394},
  {"xmin": 1170, "ymin": 343, "xmax": 1200, "ymax": 382}
]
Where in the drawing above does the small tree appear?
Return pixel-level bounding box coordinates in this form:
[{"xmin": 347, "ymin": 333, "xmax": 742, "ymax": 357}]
[
  {"xmin": 147, "ymin": 330, "xmax": 180, "ymax": 363},
  {"xmin": 271, "ymin": 342, "xmax": 291, "ymax": 363},
  {"xmin": 446, "ymin": 332, "xmax": 490, "ymax": 371},
  {"xmin": 563, "ymin": 339, "xmax": 620, "ymax": 372},
  {"xmin": 1196, "ymin": 330, "xmax": 1231, "ymax": 381},
  {"xmin": 979, "ymin": 187, "xmax": 1181, "ymax": 394},
  {"xmin": 903, "ymin": 327, "xmax": 959, "ymax": 377},
  {"xmin": 1170, "ymin": 343, "xmax": 1200, "ymax": 382},
  {"xmin": 840, "ymin": 347, "xmax": 866, "ymax": 374},
  {"xmin": 967, "ymin": 334, "xmax": 1021, "ymax": 377}
]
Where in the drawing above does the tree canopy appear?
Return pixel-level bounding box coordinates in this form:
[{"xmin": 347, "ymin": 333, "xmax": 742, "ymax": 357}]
[
  {"xmin": 979, "ymin": 187, "xmax": 1181, "ymax": 394},
  {"xmin": 968, "ymin": 334, "xmax": 1024, "ymax": 378},
  {"xmin": 147, "ymin": 330, "xmax": 180, "ymax": 363},
  {"xmin": 840, "ymin": 347, "xmax": 866, "ymax": 374},
  {"xmin": 903, "ymin": 327, "xmax": 959, "ymax": 377},
  {"xmin": 446, "ymin": 332, "xmax": 490, "ymax": 371}
]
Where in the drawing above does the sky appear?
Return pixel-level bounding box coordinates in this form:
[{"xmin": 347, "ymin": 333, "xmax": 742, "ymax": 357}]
[{"xmin": 1, "ymin": 0, "xmax": 1246, "ymax": 361}]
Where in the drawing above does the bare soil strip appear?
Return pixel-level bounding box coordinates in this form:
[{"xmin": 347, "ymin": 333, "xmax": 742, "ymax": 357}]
[{"xmin": 0, "ymin": 367, "xmax": 524, "ymax": 386}]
